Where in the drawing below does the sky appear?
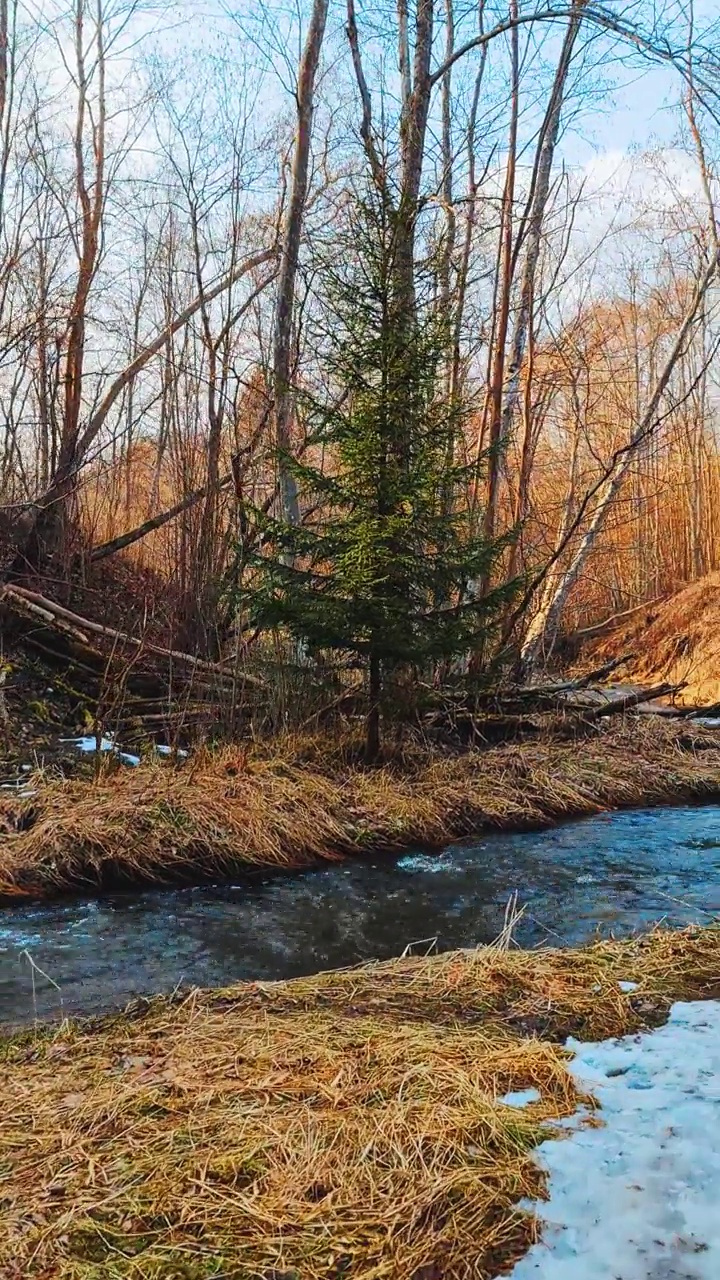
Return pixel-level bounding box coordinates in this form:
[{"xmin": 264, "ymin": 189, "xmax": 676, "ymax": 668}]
[
  {"xmin": 23, "ymin": 0, "xmax": 719, "ymax": 298},
  {"xmin": 72, "ymin": 0, "xmax": 717, "ymax": 185}
]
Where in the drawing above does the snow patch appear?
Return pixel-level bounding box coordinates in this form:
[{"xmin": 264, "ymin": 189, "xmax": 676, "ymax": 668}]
[
  {"xmin": 0, "ymin": 781, "xmax": 36, "ymax": 798},
  {"xmin": 618, "ymin": 980, "xmax": 638, "ymax": 993},
  {"xmin": 501, "ymin": 1088, "xmax": 542, "ymax": 1108},
  {"xmin": 154, "ymin": 744, "xmax": 188, "ymax": 759},
  {"xmin": 59, "ymin": 737, "xmax": 187, "ymax": 767},
  {"xmin": 61, "ymin": 736, "xmax": 141, "ymax": 767},
  {"xmin": 61, "ymin": 734, "xmax": 113, "ymax": 753},
  {"xmin": 505, "ymin": 999, "xmax": 720, "ymax": 1278}
]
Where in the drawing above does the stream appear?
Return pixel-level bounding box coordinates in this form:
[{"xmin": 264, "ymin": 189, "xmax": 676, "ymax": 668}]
[{"xmin": 2, "ymin": 804, "xmax": 720, "ymax": 1028}]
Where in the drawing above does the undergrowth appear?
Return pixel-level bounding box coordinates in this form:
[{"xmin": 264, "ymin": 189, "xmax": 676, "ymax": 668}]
[{"xmin": 1, "ymin": 718, "xmax": 720, "ymax": 900}]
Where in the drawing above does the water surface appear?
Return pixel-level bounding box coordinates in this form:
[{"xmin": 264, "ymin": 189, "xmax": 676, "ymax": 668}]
[{"xmin": 2, "ymin": 805, "xmax": 720, "ymax": 1027}]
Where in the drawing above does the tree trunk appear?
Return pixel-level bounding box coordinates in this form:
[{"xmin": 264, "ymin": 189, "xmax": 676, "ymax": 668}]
[
  {"xmin": 438, "ymin": 0, "xmax": 455, "ymax": 372},
  {"xmin": 394, "ymin": 0, "xmax": 434, "ymax": 321},
  {"xmin": 500, "ymin": 0, "xmax": 585, "ymax": 437},
  {"xmin": 3, "ymin": 247, "xmax": 276, "ymax": 577},
  {"xmin": 449, "ymin": 3, "xmax": 488, "ymax": 411},
  {"xmin": 365, "ymin": 648, "xmax": 382, "ymax": 763},
  {"xmin": 519, "ymin": 247, "xmax": 720, "ymax": 675},
  {"xmin": 22, "ymin": 0, "xmax": 107, "ymax": 573},
  {"xmin": 273, "ymin": 0, "xmax": 329, "ymax": 528},
  {"xmin": 480, "ymin": 0, "xmax": 519, "ymax": 559}
]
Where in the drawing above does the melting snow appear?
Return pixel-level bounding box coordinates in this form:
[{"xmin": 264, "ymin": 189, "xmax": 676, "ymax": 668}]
[
  {"xmin": 61, "ymin": 734, "xmax": 114, "ymax": 752},
  {"xmin": 154, "ymin": 744, "xmax": 188, "ymax": 759},
  {"xmin": 0, "ymin": 780, "xmax": 36, "ymax": 798},
  {"xmin": 59, "ymin": 737, "xmax": 187, "ymax": 767},
  {"xmin": 61, "ymin": 735, "xmax": 141, "ymax": 767},
  {"xmin": 506, "ymin": 999, "xmax": 720, "ymax": 1278},
  {"xmin": 501, "ymin": 1087, "xmax": 542, "ymax": 1108}
]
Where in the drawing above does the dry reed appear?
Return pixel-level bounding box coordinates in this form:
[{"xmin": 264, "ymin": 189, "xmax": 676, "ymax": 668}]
[
  {"xmin": 2, "ymin": 719, "xmax": 720, "ymax": 901},
  {"xmin": 3, "ymin": 926, "xmax": 719, "ymax": 1279}
]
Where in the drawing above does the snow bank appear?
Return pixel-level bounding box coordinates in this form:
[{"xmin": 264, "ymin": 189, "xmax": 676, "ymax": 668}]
[{"xmin": 508, "ymin": 999, "xmax": 720, "ymax": 1279}]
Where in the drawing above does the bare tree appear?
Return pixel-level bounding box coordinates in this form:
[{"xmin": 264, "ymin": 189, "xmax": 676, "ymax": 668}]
[
  {"xmin": 500, "ymin": 0, "xmax": 586, "ymax": 470},
  {"xmin": 478, "ymin": 0, "xmax": 519, "ymax": 563},
  {"xmin": 519, "ymin": 247, "xmax": 720, "ymax": 672},
  {"xmin": 273, "ymin": 0, "xmax": 329, "ymax": 527}
]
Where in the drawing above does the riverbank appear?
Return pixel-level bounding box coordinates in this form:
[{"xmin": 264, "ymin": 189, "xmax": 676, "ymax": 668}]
[
  {"xmin": 3, "ymin": 719, "xmax": 720, "ymax": 901},
  {"xmin": 3, "ymin": 925, "xmax": 720, "ymax": 1278}
]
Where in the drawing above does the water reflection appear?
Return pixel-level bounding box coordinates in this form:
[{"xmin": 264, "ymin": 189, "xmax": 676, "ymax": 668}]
[{"xmin": 2, "ymin": 804, "xmax": 720, "ymax": 1026}]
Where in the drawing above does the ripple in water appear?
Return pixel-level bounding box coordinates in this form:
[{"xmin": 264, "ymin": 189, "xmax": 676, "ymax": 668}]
[{"xmin": 2, "ymin": 804, "xmax": 720, "ymax": 1027}]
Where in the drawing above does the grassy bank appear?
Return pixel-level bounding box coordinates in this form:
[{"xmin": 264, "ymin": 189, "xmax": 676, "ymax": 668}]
[
  {"xmin": 3, "ymin": 926, "xmax": 720, "ymax": 1279},
  {"xmin": 2, "ymin": 719, "xmax": 720, "ymax": 900}
]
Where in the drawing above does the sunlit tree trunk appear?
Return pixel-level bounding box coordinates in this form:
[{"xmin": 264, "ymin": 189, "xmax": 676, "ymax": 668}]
[{"xmin": 519, "ymin": 249, "xmax": 720, "ymax": 674}]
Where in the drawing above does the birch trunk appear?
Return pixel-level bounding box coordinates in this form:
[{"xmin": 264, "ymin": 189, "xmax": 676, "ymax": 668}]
[{"xmin": 519, "ymin": 248, "xmax": 720, "ymax": 674}]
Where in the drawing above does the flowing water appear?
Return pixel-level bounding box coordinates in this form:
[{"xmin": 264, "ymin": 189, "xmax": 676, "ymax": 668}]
[{"xmin": 2, "ymin": 804, "xmax": 720, "ymax": 1028}]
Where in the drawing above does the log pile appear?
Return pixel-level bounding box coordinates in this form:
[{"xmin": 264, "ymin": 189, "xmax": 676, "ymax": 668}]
[
  {"xmin": 421, "ymin": 655, "xmax": 693, "ymax": 745},
  {"xmin": 0, "ymin": 583, "xmax": 264, "ymax": 740},
  {"xmin": 2, "ymin": 584, "xmax": 718, "ymax": 750}
]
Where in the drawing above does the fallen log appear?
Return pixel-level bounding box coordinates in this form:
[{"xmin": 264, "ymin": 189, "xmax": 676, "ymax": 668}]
[
  {"xmin": 416, "ymin": 655, "xmax": 635, "ymax": 715},
  {"xmin": 0, "ymin": 584, "xmax": 265, "ymax": 687},
  {"xmin": 566, "ymin": 653, "xmax": 637, "ymax": 690},
  {"xmin": 3, "ymin": 592, "xmax": 91, "ymax": 646},
  {"xmin": 464, "ymin": 654, "xmax": 639, "ymax": 715},
  {"xmin": 580, "ymin": 683, "xmax": 685, "ymax": 721},
  {"xmin": 686, "ymin": 702, "xmax": 720, "ymax": 720}
]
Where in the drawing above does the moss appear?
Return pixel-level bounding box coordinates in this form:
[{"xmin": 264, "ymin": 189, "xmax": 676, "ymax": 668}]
[{"xmin": 26, "ymin": 699, "xmax": 52, "ymax": 723}]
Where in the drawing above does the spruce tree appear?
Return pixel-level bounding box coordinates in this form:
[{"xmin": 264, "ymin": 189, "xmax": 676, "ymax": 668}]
[{"xmin": 241, "ymin": 188, "xmax": 511, "ymax": 760}]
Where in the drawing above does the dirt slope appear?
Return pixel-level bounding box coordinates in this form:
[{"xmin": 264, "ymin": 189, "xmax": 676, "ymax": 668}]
[{"xmin": 589, "ymin": 572, "xmax": 720, "ymax": 705}]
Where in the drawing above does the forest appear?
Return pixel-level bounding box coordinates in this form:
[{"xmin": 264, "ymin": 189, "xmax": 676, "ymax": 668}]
[
  {"xmin": 0, "ymin": 0, "xmax": 719, "ymax": 764},
  {"xmin": 5, "ymin": 5, "xmax": 720, "ymax": 1278}
]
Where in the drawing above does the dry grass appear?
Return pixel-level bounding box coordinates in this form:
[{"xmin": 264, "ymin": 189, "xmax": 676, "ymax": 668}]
[
  {"xmin": 589, "ymin": 571, "xmax": 720, "ymax": 705},
  {"xmin": 3, "ymin": 926, "xmax": 720, "ymax": 1279},
  {"xmin": 2, "ymin": 719, "xmax": 720, "ymax": 901}
]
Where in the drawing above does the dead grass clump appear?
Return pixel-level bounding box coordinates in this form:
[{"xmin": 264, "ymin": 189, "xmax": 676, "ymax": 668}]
[
  {"xmin": 2, "ymin": 1011, "xmax": 576, "ymax": 1280},
  {"xmin": 2, "ymin": 719, "xmax": 720, "ymax": 900},
  {"xmin": 2, "ymin": 926, "xmax": 719, "ymax": 1279},
  {"xmin": 110, "ymin": 920, "xmax": 720, "ymax": 1047},
  {"xmin": 239, "ymin": 922, "xmax": 720, "ymax": 1042}
]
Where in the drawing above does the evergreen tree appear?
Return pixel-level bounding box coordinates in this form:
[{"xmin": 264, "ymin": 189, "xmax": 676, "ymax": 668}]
[{"xmin": 240, "ymin": 189, "xmax": 512, "ymax": 760}]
